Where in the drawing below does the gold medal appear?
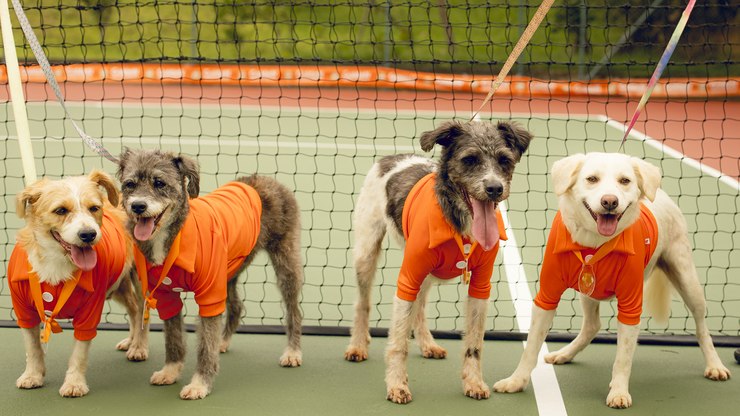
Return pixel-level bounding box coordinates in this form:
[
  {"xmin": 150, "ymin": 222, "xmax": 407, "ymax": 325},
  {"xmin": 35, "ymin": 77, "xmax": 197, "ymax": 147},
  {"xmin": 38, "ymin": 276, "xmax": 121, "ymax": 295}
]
[{"xmin": 578, "ymin": 263, "xmax": 596, "ymax": 296}]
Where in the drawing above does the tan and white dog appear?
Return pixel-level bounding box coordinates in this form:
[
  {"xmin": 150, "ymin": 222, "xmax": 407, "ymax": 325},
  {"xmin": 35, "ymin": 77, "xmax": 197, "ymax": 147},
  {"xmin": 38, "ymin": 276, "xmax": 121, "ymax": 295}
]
[
  {"xmin": 493, "ymin": 152, "xmax": 730, "ymax": 408},
  {"xmin": 9, "ymin": 171, "xmax": 148, "ymax": 397}
]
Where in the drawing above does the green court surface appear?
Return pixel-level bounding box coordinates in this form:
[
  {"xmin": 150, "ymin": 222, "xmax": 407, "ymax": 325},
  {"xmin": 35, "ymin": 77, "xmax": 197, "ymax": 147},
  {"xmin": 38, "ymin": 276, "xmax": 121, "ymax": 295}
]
[
  {"xmin": 0, "ymin": 102, "xmax": 738, "ymax": 415},
  {"xmin": 0, "ymin": 328, "xmax": 736, "ymax": 415}
]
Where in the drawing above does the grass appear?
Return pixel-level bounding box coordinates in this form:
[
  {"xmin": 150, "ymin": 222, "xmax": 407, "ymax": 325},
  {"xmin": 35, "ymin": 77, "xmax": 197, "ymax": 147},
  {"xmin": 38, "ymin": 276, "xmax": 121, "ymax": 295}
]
[{"xmin": 4, "ymin": 0, "xmax": 736, "ymax": 79}]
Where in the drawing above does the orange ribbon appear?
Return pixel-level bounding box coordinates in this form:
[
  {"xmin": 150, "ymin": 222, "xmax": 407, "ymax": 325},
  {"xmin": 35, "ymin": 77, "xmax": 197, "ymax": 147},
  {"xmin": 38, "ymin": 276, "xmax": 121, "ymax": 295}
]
[
  {"xmin": 453, "ymin": 235, "xmax": 478, "ymax": 285},
  {"xmin": 28, "ymin": 268, "xmax": 82, "ymax": 344},
  {"xmin": 134, "ymin": 232, "xmax": 182, "ymax": 327}
]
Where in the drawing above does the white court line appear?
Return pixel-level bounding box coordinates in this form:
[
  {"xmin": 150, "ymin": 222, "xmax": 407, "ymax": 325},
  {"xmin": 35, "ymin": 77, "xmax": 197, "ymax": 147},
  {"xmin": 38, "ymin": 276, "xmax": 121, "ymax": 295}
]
[
  {"xmin": 499, "ymin": 203, "xmax": 568, "ymax": 416},
  {"xmin": 600, "ymin": 115, "xmax": 740, "ymax": 191}
]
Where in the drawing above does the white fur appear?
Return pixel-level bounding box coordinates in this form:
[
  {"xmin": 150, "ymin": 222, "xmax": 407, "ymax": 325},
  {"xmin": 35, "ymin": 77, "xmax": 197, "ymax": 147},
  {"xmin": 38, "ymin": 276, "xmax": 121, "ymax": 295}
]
[{"xmin": 493, "ymin": 153, "xmax": 730, "ymax": 408}]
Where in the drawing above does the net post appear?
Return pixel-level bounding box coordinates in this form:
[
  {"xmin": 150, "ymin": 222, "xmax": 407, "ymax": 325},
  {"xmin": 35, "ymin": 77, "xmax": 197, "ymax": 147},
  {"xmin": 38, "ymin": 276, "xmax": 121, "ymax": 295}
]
[{"xmin": 0, "ymin": 0, "xmax": 36, "ymax": 184}]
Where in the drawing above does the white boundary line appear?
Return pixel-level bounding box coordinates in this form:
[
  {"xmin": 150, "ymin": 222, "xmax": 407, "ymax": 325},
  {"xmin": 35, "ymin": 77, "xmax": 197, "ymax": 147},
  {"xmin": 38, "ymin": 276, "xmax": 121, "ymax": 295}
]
[{"xmin": 499, "ymin": 202, "xmax": 567, "ymax": 416}]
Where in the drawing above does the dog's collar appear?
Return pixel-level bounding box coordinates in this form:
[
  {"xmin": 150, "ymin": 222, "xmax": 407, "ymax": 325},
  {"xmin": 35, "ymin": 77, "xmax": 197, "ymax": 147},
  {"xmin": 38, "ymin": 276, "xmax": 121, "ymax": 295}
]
[{"xmin": 551, "ymin": 211, "xmax": 639, "ymax": 256}]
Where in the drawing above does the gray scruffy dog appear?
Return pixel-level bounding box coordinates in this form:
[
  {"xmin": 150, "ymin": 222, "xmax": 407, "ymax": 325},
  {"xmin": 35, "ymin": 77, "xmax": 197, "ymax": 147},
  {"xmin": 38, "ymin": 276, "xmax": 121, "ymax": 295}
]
[
  {"xmin": 117, "ymin": 148, "xmax": 303, "ymax": 400},
  {"xmin": 344, "ymin": 120, "xmax": 533, "ymax": 403}
]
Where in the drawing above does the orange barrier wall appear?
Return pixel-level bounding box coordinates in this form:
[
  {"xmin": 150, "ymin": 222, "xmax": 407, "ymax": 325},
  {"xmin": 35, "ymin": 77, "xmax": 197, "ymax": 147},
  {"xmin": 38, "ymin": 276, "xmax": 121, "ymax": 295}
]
[{"xmin": 0, "ymin": 63, "xmax": 737, "ymax": 99}]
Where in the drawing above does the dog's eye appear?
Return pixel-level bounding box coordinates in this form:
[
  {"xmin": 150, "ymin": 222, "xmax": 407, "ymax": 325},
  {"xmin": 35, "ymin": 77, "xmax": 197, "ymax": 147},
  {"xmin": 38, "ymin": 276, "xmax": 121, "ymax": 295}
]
[
  {"xmin": 89, "ymin": 206, "xmax": 100, "ymax": 213},
  {"xmin": 123, "ymin": 180, "xmax": 136, "ymax": 190},
  {"xmin": 586, "ymin": 176, "xmax": 599, "ymax": 184},
  {"xmin": 461, "ymin": 155, "xmax": 479, "ymax": 166},
  {"xmin": 498, "ymin": 155, "xmax": 511, "ymax": 166},
  {"xmin": 53, "ymin": 207, "xmax": 68, "ymax": 216},
  {"xmin": 153, "ymin": 178, "xmax": 166, "ymax": 189},
  {"xmin": 619, "ymin": 177, "xmax": 631, "ymax": 185}
]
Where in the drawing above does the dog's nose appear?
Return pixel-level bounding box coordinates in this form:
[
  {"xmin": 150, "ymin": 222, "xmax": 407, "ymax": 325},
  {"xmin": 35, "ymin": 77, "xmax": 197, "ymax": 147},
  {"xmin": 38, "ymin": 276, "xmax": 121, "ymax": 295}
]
[
  {"xmin": 131, "ymin": 201, "xmax": 148, "ymax": 215},
  {"xmin": 78, "ymin": 229, "xmax": 97, "ymax": 243},
  {"xmin": 601, "ymin": 194, "xmax": 619, "ymax": 211},
  {"xmin": 485, "ymin": 182, "xmax": 504, "ymax": 199}
]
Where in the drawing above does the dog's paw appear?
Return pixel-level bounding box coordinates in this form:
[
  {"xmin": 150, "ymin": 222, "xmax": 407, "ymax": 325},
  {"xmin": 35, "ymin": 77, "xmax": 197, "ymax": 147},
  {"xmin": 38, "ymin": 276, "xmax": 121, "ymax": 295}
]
[
  {"xmin": 59, "ymin": 380, "xmax": 89, "ymax": 398},
  {"xmin": 126, "ymin": 344, "xmax": 149, "ymax": 362},
  {"xmin": 544, "ymin": 350, "xmax": 574, "ymax": 365},
  {"xmin": 492, "ymin": 376, "xmax": 528, "ymax": 393},
  {"xmin": 386, "ymin": 385, "xmax": 412, "ymax": 404},
  {"xmin": 16, "ymin": 372, "xmax": 44, "ymax": 389},
  {"xmin": 704, "ymin": 365, "xmax": 731, "ymax": 381},
  {"xmin": 464, "ymin": 380, "xmax": 490, "ymax": 400},
  {"xmin": 180, "ymin": 382, "xmax": 210, "ymax": 400},
  {"xmin": 606, "ymin": 389, "xmax": 632, "ymax": 409},
  {"xmin": 219, "ymin": 339, "xmax": 231, "ymax": 353},
  {"xmin": 279, "ymin": 347, "xmax": 302, "ymax": 367},
  {"xmin": 150, "ymin": 363, "xmax": 183, "ymax": 385},
  {"xmin": 344, "ymin": 345, "xmax": 368, "ymax": 362},
  {"xmin": 115, "ymin": 337, "xmax": 131, "ymax": 351},
  {"xmin": 421, "ymin": 344, "xmax": 447, "ymax": 359}
]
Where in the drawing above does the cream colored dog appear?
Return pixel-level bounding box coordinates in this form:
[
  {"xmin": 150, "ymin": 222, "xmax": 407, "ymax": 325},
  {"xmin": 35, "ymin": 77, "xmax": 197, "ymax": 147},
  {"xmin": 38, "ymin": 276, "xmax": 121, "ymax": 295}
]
[{"xmin": 493, "ymin": 152, "xmax": 730, "ymax": 408}]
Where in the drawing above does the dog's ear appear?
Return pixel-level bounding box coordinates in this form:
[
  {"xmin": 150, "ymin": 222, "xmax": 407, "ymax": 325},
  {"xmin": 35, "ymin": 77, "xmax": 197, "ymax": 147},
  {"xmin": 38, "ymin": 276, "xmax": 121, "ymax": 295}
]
[
  {"xmin": 89, "ymin": 169, "xmax": 120, "ymax": 206},
  {"xmin": 551, "ymin": 153, "xmax": 586, "ymax": 196},
  {"xmin": 419, "ymin": 121, "xmax": 464, "ymax": 152},
  {"xmin": 16, "ymin": 179, "xmax": 47, "ymax": 219},
  {"xmin": 497, "ymin": 121, "xmax": 533, "ymax": 159},
  {"xmin": 116, "ymin": 147, "xmax": 133, "ymax": 181},
  {"xmin": 631, "ymin": 157, "xmax": 661, "ymax": 202},
  {"xmin": 172, "ymin": 154, "xmax": 200, "ymax": 198}
]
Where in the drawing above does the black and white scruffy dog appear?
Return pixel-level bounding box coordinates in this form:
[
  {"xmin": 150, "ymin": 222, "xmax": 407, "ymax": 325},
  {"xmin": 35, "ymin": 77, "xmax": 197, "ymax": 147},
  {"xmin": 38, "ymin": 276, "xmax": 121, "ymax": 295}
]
[
  {"xmin": 344, "ymin": 120, "xmax": 533, "ymax": 403},
  {"xmin": 117, "ymin": 149, "xmax": 303, "ymax": 400}
]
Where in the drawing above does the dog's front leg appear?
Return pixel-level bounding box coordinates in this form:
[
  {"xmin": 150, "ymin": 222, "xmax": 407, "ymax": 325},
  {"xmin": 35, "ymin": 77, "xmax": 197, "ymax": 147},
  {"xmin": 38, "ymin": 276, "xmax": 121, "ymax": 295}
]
[
  {"xmin": 59, "ymin": 339, "xmax": 91, "ymax": 397},
  {"xmin": 461, "ymin": 297, "xmax": 489, "ymax": 399},
  {"xmin": 150, "ymin": 313, "xmax": 185, "ymax": 386},
  {"xmin": 385, "ymin": 296, "xmax": 415, "ymax": 404},
  {"xmin": 606, "ymin": 322, "xmax": 639, "ymax": 409},
  {"xmin": 16, "ymin": 326, "xmax": 45, "ymax": 389},
  {"xmin": 180, "ymin": 315, "xmax": 223, "ymax": 400},
  {"xmin": 112, "ymin": 272, "xmax": 149, "ymax": 361},
  {"xmin": 493, "ymin": 305, "xmax": 556, "ymax": 393}
]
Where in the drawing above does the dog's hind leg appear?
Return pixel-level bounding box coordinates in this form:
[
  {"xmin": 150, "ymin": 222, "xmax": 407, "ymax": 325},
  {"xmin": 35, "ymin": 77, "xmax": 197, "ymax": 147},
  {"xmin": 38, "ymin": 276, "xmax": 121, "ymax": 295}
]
[
  {"xmin": 545, "ymin": 294, "xmax": 600, "ymax": 364},
  {"xmin": 413, "ymin": 277, "xmax": 447, "ymax": 359},
  {"xmin": 150, "ymin": 313, "xmax": 186, "ymax": 386},
  {"xmin": 461, "ymin": 297, "xmax": 490, "ymax": 400},
  {"xmin": 659, "ymin": 244, "xmax": 731, "ymax": 381},
  {"xmin": 111, "ymin": 270, "xmax": 149, "ymax": 361},
  {"xmin": 268, "ymin": 240, "xmax": 304, "ymax": 367},
  {"xmin": 180, "ymin": 315, "xmax": 222, "ymax": 400},
  {"xmin": 345, "ymin": 189, "xmax": 387, "ymax": 362},
  {"xmin": 220, "ymin": 276, "xmax": 244, "ymax": 353},
  {"xmin": 16, "ymin": 326, "xmax": 45, "ymax": 389}
]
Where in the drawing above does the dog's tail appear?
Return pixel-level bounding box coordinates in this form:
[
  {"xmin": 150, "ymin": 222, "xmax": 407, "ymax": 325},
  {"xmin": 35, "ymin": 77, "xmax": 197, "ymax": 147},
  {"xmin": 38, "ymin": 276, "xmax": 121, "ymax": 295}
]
[{"xmin": 643, "ymin": 266, "xmax": 672, "ymax": 327}]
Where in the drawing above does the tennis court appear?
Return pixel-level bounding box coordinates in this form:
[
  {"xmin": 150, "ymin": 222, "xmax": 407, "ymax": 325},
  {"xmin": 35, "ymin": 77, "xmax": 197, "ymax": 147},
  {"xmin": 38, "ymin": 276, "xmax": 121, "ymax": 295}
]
[{"xmin": 0, "ymin": 100, "xmax": 737, "ymax": 415}]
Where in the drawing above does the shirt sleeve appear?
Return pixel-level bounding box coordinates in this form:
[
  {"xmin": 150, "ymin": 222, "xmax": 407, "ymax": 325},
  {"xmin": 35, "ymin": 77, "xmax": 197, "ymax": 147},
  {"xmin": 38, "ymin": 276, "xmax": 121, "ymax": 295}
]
[
  {"xmin": 192, "ymin": 230, "xmax": 229, "ymax": 317},
  {"xmin": 8, "ymin": 250, "xmax": 40, "ymax": 329},
  {"xmin": 468, "ymin": 249, "xmax": 496, "ymax": 299},
  {"xmin": 533, "ymin": 231, "xmax": 569, "ymax": 311},
  {"xmin": 396, "ymin": 237, "xmax": 438, "ymax": 301},
  {"xmin": 71, "ymin": 282, "xmax": 108, "ymax": 341},
  {"xmin": 614, "ymin": 258, "xmax": 643, "ymax": 326}
]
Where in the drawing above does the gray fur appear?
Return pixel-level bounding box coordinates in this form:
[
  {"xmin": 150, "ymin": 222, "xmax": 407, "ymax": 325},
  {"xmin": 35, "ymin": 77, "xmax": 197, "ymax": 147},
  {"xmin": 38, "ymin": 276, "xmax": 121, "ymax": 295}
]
[
  {"xmin": 384, "ymin": 161, "xmax": 435, "ymax": 234},
  {"xmin": 117, "ymin": 148, "xmax": 304, "ymax": 398}
]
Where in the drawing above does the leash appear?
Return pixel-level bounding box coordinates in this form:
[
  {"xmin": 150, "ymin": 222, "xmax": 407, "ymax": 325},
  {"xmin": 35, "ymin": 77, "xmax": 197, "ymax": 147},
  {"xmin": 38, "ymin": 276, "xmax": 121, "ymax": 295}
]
[
  {"xmin": 9, "ymin": 0, "xmax": 119, "ymax": 163},
  {"xmin": 619, "ymin": 0, "xmax": 696, "ymax": 150},
  {"xmin": 471, "ymin": 0, "xmax": 554, "ymax": 121}
]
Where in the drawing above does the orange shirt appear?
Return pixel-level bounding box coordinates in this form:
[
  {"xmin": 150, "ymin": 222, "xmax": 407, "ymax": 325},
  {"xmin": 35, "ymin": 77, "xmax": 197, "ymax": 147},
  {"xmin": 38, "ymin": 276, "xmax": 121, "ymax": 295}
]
[
  {"xmin": 397, "ymin": 173, "xmax": 507, "ymax": 301},
  {"xmin": 8, "ymin": 211, "xmax": 129, "ymax": 341},
  {"xmin": 534, "ymin": 204, "xmax": 659, "ymax": 325},
  {"xmin": 139, "ymin": 182, "xmax": 262, "ymax": 320}
]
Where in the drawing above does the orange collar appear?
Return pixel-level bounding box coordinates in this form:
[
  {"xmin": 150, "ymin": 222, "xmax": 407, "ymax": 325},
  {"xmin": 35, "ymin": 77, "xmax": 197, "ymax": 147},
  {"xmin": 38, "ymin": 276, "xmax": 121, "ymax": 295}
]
[
  {"xmin": 551, "ymin": 212, "xmax": 636, "ymax": 257},
  {"xmin": 11, "ymin": 250, "xmax": 96, "ymax": 292}
]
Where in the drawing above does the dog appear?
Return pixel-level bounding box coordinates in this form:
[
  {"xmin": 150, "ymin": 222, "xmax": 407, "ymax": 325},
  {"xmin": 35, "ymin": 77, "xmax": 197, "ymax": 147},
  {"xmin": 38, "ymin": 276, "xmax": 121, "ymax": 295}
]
[
  {"xmin": 9, "ymin": 171, "xmax": 148, "ymax": 397},
  {"xmin": 116, "ymin": 148, "xmax": 304, "ymax": 400},
  {"xmin": 493, "ymin": 152, "xmax": 731, "ymax": 408},
  {"xmin": 344, "ymin": 120, "xmax": 533, "ymax": 403}
]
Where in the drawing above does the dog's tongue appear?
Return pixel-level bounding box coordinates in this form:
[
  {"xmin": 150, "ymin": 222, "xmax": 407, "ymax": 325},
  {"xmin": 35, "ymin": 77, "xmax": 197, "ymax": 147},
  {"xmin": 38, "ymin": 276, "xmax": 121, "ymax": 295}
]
[
  {"xmin": 134, "ymin": 217, "xmax": 156, "ymax": 241},
  {"xmin": 597, "ymin": 214, "xmax": 619, "ymax": 236},
  {"xmin": 471, "ymin": 199, "xmax": 499, "ymax": 251},
  {"xmin": 70, "ymin": 245, "xmax": 97, "ymax": 271}
]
